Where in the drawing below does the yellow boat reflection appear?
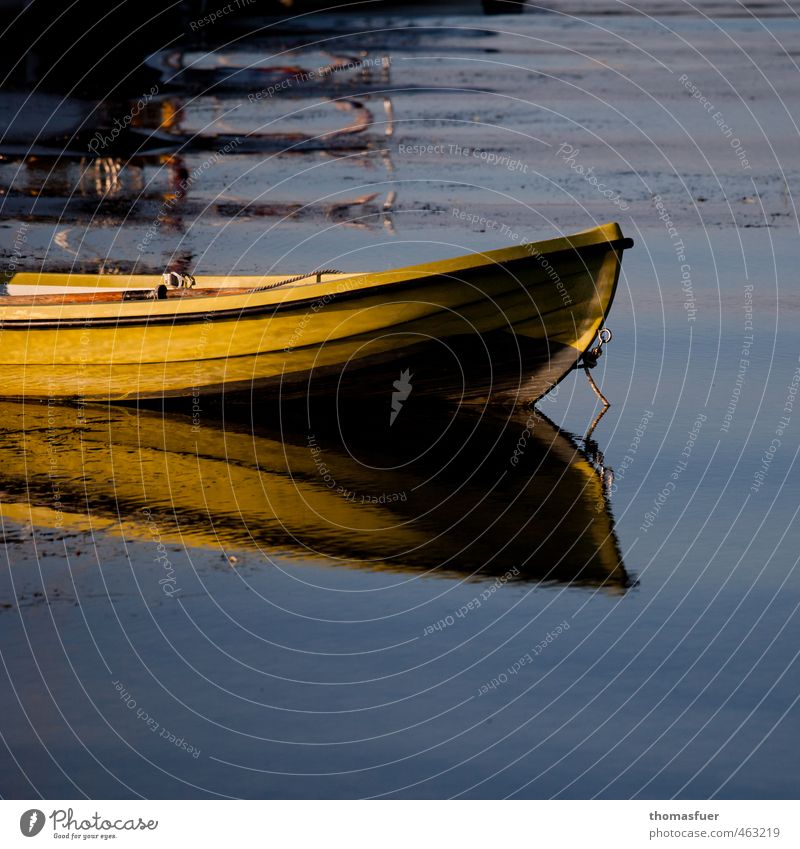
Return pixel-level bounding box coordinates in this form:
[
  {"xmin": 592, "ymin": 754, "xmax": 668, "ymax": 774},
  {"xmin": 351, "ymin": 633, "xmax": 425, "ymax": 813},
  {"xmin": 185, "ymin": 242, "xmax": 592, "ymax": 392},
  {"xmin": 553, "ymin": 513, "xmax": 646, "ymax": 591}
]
[{"xmin": 0, "ymin": 402, "xmax": 631, "ymax": 593}]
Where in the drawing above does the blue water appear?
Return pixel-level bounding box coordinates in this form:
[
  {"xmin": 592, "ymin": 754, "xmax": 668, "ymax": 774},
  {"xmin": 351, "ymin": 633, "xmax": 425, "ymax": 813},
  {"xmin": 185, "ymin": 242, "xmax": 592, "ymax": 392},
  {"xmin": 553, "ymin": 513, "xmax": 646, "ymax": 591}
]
[{"xmin": 1, "ymin": 6, "xmax": 798, "ymax": 799}]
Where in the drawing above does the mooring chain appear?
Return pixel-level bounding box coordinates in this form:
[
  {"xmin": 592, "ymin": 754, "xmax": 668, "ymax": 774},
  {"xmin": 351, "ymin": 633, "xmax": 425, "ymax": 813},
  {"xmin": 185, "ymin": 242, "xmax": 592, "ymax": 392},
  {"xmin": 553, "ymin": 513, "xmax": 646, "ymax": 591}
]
[
  {"xmin": 581, "ymin": 327, "xmax": 613, "ymax": 409},
  {"xmin": 576, "ymin": 328, "xmax": 616, "ymax": 492},
  {"xmin": 581, "ymin": 327, "xmax": 613, "ymax": 370}
]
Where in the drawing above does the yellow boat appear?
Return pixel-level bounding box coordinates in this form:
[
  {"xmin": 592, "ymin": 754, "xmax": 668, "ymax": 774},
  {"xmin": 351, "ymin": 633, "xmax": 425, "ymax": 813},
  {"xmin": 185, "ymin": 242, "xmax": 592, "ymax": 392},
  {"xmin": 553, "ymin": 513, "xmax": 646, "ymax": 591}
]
[
  {"xmin": 0, "ymin": 222, "xmax": 632, "ymax": 404},
  {"xmin": 0, "ymin": 401, "xmax": 631, "ymax": 593}
]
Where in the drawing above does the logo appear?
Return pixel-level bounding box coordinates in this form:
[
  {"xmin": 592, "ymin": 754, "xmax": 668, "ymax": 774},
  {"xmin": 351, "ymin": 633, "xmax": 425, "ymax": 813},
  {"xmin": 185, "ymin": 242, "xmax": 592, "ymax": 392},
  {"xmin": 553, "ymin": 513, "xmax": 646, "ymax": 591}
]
[
  {"xmin": 390, "ymin": 369, "xmax": 413, "ymax": 426},
  {"xmin": 19, "ymin": 810, "xmax": 45, "ymax": 837}
]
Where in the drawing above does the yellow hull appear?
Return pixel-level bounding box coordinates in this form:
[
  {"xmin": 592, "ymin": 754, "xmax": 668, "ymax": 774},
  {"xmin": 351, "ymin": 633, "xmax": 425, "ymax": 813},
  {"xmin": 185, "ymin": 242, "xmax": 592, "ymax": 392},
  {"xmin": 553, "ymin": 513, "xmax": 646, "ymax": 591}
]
[{"xmin": 0, "ymin": 223, "xmax": 632, "ymax": 403}]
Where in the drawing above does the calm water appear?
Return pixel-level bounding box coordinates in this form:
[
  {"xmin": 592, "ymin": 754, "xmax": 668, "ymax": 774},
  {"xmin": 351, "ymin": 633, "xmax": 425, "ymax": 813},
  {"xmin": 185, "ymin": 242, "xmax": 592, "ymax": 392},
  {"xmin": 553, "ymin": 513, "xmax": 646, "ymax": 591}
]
[{"xmin": 1, "ymin": 4, "xmax": 798, "ymax": 798}]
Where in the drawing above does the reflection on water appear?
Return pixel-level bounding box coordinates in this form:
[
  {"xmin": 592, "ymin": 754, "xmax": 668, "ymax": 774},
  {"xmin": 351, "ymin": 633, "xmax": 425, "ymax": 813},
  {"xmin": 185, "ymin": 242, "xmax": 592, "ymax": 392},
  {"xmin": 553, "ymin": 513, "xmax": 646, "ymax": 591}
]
[{"xmin": 0, "ymin": 400, "xmax": 630, "ymax": 593}]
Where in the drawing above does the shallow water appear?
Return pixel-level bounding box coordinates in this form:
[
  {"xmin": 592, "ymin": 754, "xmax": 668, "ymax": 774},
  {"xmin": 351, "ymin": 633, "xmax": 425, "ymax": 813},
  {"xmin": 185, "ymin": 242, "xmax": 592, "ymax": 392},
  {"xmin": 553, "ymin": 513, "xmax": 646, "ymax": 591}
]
[{"xmin": 1, "ymin": 3, "xmax": 798, "ymax": 799}]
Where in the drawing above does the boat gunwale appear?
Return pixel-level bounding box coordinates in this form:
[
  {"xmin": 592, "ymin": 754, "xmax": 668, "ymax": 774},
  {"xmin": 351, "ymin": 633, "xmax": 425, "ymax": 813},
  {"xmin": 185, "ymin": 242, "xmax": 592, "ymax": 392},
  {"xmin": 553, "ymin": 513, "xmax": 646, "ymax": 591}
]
[{"xmin": 0, "ymin": 228, "xmax": 633, "ymax": 329}]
